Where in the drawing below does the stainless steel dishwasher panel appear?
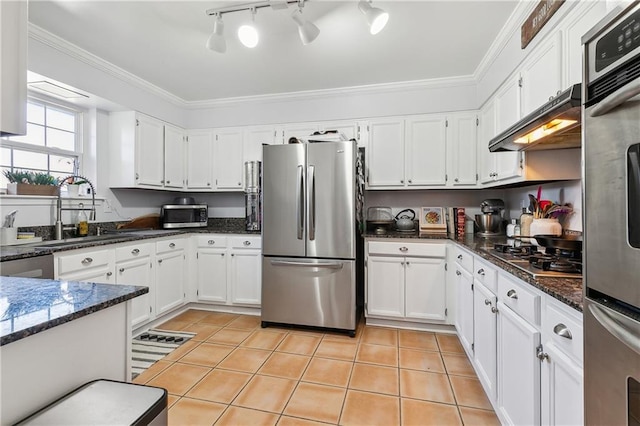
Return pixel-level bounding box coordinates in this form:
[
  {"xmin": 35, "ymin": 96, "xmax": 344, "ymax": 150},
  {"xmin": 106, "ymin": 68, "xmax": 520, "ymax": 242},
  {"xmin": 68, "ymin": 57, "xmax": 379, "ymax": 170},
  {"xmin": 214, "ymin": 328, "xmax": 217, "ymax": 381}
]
[{"xmin": 0, "ymin": 255, "xmax": 54, "ymax": 279}]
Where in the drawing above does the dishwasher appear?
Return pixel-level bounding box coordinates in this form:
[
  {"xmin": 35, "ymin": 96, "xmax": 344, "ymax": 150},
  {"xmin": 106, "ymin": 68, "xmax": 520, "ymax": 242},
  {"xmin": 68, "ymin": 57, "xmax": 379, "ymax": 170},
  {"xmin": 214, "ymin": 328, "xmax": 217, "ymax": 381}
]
[{"xmin": 0, "ymin": 254, "xmax": 54, "ymax": 279}]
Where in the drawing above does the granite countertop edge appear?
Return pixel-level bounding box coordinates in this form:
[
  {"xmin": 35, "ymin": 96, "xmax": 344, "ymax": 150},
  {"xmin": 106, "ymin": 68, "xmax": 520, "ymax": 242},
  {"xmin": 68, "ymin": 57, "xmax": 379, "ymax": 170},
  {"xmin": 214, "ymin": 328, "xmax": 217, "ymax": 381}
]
[
  {"xmin": 364, "ymin": 230, "xmax": 583, "ymax": 313},
  {"xmin": 1, "ymin": 279, "xmax": 148, "ymax": 345}
]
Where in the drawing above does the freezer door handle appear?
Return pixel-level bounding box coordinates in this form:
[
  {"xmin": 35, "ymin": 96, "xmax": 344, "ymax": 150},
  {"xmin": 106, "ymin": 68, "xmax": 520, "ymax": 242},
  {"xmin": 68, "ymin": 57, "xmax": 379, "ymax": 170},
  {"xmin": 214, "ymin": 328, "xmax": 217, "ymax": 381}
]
[
  {"xmin": 297, "ymin": 165, "xmax": 304, "ymax": 240},
  {"xmin": 590, "ymin": 78, "xmax": 640, "ymax": 117},
  {"xmin": 270, "ymin": 260, "xmax": 344, "ymax": 270},
  {"xmin": 589, "ymin": 301, "xmax": 640, "ymax": 356},
  {"xmin": 308, "ymin": 165, "xmax": 316, "ymax": 241}
]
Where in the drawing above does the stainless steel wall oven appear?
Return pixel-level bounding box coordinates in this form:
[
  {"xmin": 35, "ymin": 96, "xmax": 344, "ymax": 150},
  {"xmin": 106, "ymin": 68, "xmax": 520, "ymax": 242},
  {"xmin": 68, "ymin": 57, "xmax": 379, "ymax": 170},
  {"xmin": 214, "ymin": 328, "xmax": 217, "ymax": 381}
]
[{"xmin": 583, "ymin": 3, "xmax": 640, "ymax": 424}]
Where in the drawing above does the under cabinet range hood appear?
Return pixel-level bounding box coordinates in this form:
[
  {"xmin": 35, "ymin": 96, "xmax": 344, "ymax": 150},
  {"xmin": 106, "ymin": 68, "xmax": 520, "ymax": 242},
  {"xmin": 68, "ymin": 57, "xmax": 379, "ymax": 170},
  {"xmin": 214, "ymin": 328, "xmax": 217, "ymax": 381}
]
[{"xmin": 489, "ymin": 83, "xmax": 582, "ymax": 152}]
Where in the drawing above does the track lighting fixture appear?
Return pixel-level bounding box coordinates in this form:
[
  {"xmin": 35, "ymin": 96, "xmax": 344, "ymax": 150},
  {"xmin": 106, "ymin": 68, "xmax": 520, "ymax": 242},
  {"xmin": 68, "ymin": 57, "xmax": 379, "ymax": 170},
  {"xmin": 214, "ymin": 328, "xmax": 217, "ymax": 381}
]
[
  {"xmin": 358, "ymin": 0, "xmax": 389, "ymax": 35},
  {"xmin": 291, "ymin": 5, "xmax": 320, "ymax": 45},
  {"xmin": 206, "ymin": 13, "xmax": 226, "ymax": 53},
  {"xmin": 238, "ymin": 8, "xmax": 259, "ymax": 48}
]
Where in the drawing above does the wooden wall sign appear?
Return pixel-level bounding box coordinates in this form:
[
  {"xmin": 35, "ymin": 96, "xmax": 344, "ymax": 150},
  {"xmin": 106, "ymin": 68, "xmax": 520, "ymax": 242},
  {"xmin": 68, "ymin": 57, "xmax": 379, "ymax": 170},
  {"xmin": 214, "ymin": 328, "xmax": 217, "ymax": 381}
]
[{"xmin": 521, "ymin": 0, "xmax": 565, "ymax": 49}]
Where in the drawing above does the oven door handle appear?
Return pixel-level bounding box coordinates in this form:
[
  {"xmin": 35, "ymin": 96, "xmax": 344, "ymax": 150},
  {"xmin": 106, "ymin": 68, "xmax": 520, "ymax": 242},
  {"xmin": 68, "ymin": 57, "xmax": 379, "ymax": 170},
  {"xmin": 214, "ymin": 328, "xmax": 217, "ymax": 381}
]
[
  {"xmin": 589, "ymin": 301, "xmax": 640, "ymax": 357},
  {"xmin": 590, "ymin": 78, "xmax": 640, "ymax": 117}
]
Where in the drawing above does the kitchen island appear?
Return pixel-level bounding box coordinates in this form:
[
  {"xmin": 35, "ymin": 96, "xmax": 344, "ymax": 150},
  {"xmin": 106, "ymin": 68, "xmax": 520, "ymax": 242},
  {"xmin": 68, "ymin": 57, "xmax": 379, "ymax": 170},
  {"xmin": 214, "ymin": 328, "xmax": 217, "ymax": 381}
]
[{"xmin": 0, "ymin": 277, "xmax": 147, "ymax": 424}]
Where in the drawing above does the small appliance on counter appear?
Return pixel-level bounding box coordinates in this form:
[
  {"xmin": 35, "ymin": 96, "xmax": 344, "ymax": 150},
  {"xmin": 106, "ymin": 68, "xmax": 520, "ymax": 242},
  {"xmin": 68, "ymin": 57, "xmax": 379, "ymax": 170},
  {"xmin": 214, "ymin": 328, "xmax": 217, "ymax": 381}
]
[
  {"xmin": 366, "ymin": 206, "xmax": 394, "ymax": 234},
  {"xmin": 394, "ymin": 208, "xmax": 416, "ymax": 232},
  {"xmin": 474, "ymin": 198, "xmax": 505, "ymax": 237},
  {"xmin": 244, "ymin": 161, "xmax": 261, "ymax": 231},
  {"xmin": 160, "ymin": 197, "xmax": 208, "ymax": 229}
]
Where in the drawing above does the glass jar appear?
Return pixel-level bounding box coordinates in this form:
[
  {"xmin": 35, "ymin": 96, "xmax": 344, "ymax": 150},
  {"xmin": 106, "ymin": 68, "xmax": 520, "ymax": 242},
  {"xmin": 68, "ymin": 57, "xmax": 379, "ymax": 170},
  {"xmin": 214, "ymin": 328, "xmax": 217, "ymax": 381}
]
[
  {"xmin": 519, "ymin": 208, "xmax": 534, "ymax": 243},
  {"xmin": 530, "ymin": 218, "xmax": 562, "ymax": 245}
]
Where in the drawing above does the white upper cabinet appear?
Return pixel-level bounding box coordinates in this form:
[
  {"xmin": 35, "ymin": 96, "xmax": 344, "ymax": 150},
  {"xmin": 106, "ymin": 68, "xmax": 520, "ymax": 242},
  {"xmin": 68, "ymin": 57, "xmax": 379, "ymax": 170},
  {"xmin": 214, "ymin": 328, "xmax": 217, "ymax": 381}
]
[
  {"xmin": 280, "ymin": 123, "xmax": 320, "ymax": 144},
  {"xmin": 135, "ymin": 114, "xmax": 165, "ymax": 187},
  {"xmin": 520, "ymin": 33, "xmax": 563, "ymax": 118},
  {"xmin": 478, "ymin": 100, "xmax": 522, "ymax": 184},
  {"xmin": 319, "ymin": 120, "xmax": 359, "ymax": 142},
  {"xmin": 0, "ymin": 0, "xmax": 27, "ymax": 136},
  {"xmin": 214, "ymin": 127, "xmax": 244, "ymax": 191},
  {"xmin": 243, "ymin": 125, "xmax": 277, "ymax": 163},
  {"xmin": 447, "ymin": 112, "xmax": 477, "ymax": 187},
  {"xmin": 367, "ymin": 118, "xmax": 405, "ymax": 187},
  {"xmin": 494, "ymin": 74, "xmax": 522, "ymax": 136},
  {"xmin": 163, "ymin": 124, "xmax": 185, "ymax": 189},
  {"xmin": 186, "ymin": 130, "xmax": 214, "ymax": 190},
  {"xmin": 405, "ymin": 115, "xmax": 447, "ymax": 186}
]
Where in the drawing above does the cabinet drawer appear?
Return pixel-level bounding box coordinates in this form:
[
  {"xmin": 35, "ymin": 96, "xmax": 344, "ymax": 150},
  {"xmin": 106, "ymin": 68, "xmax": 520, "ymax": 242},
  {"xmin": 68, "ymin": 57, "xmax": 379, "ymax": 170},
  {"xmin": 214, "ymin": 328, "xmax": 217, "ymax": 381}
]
[
  {"xmin": 58, "ymin": 249, "xmax": 112, "ymax": 274},
  {"xmin": 156, "ymin": 238, "xmax": 186, "ymax": 253},
  {"xmin": 498, "ymin": 273, "xmax": 541, "ymax": 326},
  {"xmin": 195, "ymin": 235, "xmax": 227, "ymax": 248},
  {"xmin": 543, "ymin": 297, "xmax": 583, "ymax": 364},
  {"xmin": 368, "ymin": 241, "xmax": 446, "ymax": 257},
  {"xmin": 453, "ymin": 246, "xmax": 473, "ymax": 273},
  {"xmin": 230, "ymin": 236, "xmax": 262, "ymax": 249},
  {"xmin": 115, "ymin": 242, "xmax": 152, "ymax": 262},
  {"xmin": 474, "ymin": 258, "xmax": 497, "ymax": 294}
]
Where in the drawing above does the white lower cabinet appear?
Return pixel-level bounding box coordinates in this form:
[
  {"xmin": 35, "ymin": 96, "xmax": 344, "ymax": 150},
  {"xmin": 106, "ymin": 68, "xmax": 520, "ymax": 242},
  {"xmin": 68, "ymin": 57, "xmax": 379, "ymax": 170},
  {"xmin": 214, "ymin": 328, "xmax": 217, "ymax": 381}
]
[
  {"xmin": 55, "ymin": 248, "xmax": 115, "ymax": 284},
  {"xmin": 453, "ymin": 246, "xmax": 474, "ymax": 355},
  {"xmin": 155, "ymin": 238, "xmax": 186, "ymax": 316},
  {"xmin": 115, "ymin": 242, "xmax": 154, "ymax": 328},
  {"xmin": 195, "ymin": 235, "xmax": 262, "ymax": 307},
  {"xmin": 473, "ymin": 281, "xmax": 497, "ymax": 401},
  {"xmin": 366, "ymin": 240, "xmax": 447, "ymax": 323}
]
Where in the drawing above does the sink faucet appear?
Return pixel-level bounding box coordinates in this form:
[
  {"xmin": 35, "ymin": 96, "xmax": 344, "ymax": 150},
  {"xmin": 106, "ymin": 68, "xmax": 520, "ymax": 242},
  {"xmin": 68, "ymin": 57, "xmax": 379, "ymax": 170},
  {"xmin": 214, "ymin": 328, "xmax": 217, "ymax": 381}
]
[{"xmin": 55, "ymin": 175, "xmax": 96, "ymax": 240}]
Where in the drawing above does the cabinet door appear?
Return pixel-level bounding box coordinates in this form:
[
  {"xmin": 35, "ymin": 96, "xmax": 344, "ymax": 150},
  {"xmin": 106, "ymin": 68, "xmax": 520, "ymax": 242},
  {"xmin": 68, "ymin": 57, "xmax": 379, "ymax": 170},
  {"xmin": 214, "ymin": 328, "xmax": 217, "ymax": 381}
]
[
  {"xmin": 116, "ymin": 256, "xmax": 153, "ymax": 327},
  {"xmin": 155, "ymin": 249, "xmax": 185, "ymax": 315},
  {"xmin": 495, "ymin": 74, "xmax": 522, "ymax": 135},
  {"xmin": 478, "ymin": 101, "xmax": 496, "ymax": 184},
  {"xmin": 521, "ymin": 34, "xmax": 562, "ymax": 117},
  {"xmin": 455, "ymin": 266, "xmax": 474, "ymax": 355},
  {"xmin": 164, "ymin": 124, "xmax": 185, "ymax": 189},
  {"xmin": 405, "ymin": 256, "xmax": 446, "ymax": 321},
  {"xmin": 230, "ymin": 249, "xmax": 261, "ymax": 306},
  {"xmin": 473, "ymin": 282, "xmax": 498, "ymax": 401},
  {"xmin": 366, "ymin": 255, "xmax": 404, "ymax": 318},
  {"xmin": 58, "ymin": 268, "xmax": 114, "ymax": 284},
  {"xmin": 135, "ymin": 114, "xmax": 165, "ymax": 187},
  {"xmin": 320, "ymin": 121, "xmax": 358, "ymax": 141},
  {"xmin": 214, "ymin": 128, "xmax": 244, "ymax": 190},
  {"xmin": 282, "ymin": 123, "xmax": 319, "ymax": 143},
  {"xmin": 367, "ymin": 118, "xmax": 405, "ymax": 188},
  {"xmin": 494, "ymin": 150, "xmax": 522, "ymax": 182},
  {"xmin": 405, "ymin": 115, "xmax": 447, "ymax": 186},
  {"xmin": 186, "ymin": 130, "xmax": 214, "ymax": 189},
  {"xmin": 497, "ymin": 301, "xmax": 541, "ymax": 426},
  {"xmin": 448, "ymin": 112, "xmax": 477, "ymax": 186},
  {"xmin": 243, "ymin": 126, "xmax": 276, "ymax": 163},
  {"xmin": 196, "ymin": 248, "xmax": 227, "ymax": 303},
  {"xmin": 541, "ymin": 343, "xmax": 584, "ymax": 426}
]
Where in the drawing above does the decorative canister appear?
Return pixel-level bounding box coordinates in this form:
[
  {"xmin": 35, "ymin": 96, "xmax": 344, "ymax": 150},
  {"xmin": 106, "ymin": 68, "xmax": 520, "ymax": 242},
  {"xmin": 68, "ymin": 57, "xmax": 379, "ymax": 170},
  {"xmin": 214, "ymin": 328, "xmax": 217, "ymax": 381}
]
[{"xmin": 530, "ymin": 218, "xmax": 562, "ymax": 245}]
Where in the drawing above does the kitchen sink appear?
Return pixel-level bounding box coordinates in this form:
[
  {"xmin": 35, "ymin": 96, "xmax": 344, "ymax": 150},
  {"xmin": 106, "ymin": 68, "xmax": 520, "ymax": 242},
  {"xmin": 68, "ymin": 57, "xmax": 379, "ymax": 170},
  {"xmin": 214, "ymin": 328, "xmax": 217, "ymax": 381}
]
[{"xmin": 25, "ymin": 234, "xmax": 134, "ymax": 249}]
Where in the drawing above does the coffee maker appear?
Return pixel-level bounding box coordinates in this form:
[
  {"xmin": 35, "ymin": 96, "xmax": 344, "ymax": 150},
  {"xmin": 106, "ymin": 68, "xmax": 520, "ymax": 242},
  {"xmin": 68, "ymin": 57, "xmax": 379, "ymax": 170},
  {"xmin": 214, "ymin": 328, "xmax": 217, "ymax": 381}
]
[
  {"xmin": 244, "ymin": 161, "xmax": 261, "ymax": 231},
  {"xmin": 475, "ymin": 198, "xmax": 505, "ymax": 237}
]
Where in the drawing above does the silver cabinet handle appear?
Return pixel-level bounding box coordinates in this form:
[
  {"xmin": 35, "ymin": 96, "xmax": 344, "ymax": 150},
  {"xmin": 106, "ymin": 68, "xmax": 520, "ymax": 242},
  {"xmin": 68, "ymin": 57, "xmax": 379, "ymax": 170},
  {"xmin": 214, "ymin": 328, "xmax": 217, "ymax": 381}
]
[
  {"xmin": 106, "ymin": 272, "xmax": 113, "ymax": 277},
  {"xmin": 457, "ymin": 254, "xmax": 463, "ymax": 260},
  {"xmin": 456, "ymin": 270, "xmax": 461, "ymax": 276},
  {"xmin": 208, "ymin": 240, "xmax": 215, "ymax": 245},
  {"xmin": 238, "ymin": 182, "xmax": 241, "ymax": 186},
  {"xmin": 406, "ymin": 261, "xmax": 410, "ymax": 266},
  {"xmin": 408, "ymin": 179, "xmax": 412, "ymax": 183},
  {"xmin": 158, "ymin": 259, "xmax": 163, "ymax": 264},
  {"xmin": 491, "ymin": 307, "xmax": 498, "ymax": 313},
  {"xmin": 119, "ymin": 268, "xmax": 125, "ymax": 273},
  {"xmin": 536, "ymin": 345, "xmax": 549, "ymax": 361},
  {"xmin": 400, "ymin": 179, "xmax": 404, "ymax": 184},
  {"xmin": 454, "ymin": 178, "xmax": 459, "ymax": 182},
  {"xmin": 401, "ymin": 261, "xmax": 405, "ymax": 266},
  {"xmin": 81, "ymin": 257, "xmax": 93, "ymax": 265},
  {"xmin": 169, "ymin": 243, "xmax": 175, "ymax": 248},
  {"xmin": 166, "ymin": 180, "xmax": 170, "ymax": 184},
  {"xmin": 399, "ymin": 247, "xmax": 408, "ymax": 252},
  {"xmin": 507, "ymin": 289, "xmax": 518, "ymax": 299},
  {"xmin": 131, "ymin": 248, "xmax": 140, "ymax": 255},
  {"xmin": 477, "ymin": 268, "xmax": 485, "ymax": 276},
  {"xmin": 553, "ymin": 323, "xmax": 573, "ymax": 340},
  {"xmin": 243, "ymin": 240, "xmax": 251, "ymax": 246},
  {"xmin": 231, "ymin": 253, "xmax": 235, "ymax": 257},
  {"xmin": 221, "ymin": 253, "xmax": 225, "ymax": 257},
  {"xmin": 485, "ymin": 299, "xmax": 492, "ymax": 306}
]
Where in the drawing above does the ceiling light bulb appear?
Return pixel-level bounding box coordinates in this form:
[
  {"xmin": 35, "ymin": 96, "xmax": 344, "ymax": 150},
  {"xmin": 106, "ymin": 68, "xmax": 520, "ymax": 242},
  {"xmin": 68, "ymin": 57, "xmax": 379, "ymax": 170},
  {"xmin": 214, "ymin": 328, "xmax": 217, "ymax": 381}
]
[
  {"xmin": 358, "ymin": 0, "xmax": 389, "ymax": 35},
  {"xmin": 206, "ymin": 15, "xmax": 226, "ymax": 53},
  {"xmin": 238, "ymin": 24, "xmax": 259, "ymax": 48},
  {"xmin": 291, "ymin": 9, "xmax": 320, "ymax": 45}
]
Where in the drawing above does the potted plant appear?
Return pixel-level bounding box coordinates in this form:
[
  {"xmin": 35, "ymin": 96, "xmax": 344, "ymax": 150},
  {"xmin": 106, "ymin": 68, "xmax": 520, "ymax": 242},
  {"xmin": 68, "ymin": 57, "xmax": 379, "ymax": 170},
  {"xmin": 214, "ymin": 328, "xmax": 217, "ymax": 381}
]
[{"xmin": 3, "ymin": 170, "xmax": 60, "ymax": 196}]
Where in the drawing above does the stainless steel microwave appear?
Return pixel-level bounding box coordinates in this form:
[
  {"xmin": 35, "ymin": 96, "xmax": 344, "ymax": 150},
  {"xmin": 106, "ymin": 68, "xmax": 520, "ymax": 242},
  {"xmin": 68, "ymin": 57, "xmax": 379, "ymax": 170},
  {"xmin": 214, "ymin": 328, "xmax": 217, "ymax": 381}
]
[{"xmin": 160, "ymin": 204, "xmax": 208, "ymax": 228}]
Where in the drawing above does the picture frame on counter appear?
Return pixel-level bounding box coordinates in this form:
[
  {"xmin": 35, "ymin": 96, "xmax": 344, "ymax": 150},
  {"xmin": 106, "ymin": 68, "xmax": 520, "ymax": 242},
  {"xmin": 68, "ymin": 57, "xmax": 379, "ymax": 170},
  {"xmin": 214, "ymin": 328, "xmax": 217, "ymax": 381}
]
[{"xmin": 420, "ymin": 207, "xmax": 447, "ymax": 233}]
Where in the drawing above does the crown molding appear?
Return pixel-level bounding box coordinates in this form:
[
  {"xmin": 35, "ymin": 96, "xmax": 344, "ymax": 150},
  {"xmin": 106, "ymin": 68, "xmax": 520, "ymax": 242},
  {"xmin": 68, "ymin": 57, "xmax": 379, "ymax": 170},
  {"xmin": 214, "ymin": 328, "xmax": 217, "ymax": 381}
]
[{"xmin": 28, "ymin": 24, "xmax": 187, "ymax": 108}]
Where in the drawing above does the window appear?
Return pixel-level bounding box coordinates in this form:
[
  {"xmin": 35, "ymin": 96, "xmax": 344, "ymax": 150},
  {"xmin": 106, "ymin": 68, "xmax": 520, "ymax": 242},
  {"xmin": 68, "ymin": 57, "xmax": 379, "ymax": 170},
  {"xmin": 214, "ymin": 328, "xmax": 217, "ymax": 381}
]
[{"xmin": 0, "ymin": 98, "xmax": 82, "ymax": 188}]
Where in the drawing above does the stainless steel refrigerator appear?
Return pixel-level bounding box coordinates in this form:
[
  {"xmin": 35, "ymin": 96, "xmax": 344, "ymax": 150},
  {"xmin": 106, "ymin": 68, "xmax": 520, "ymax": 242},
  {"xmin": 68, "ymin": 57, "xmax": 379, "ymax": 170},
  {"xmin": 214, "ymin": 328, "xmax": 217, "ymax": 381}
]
[{"xmin": 261, "ymin": 140, "xmax": 360, "ymax": 336}]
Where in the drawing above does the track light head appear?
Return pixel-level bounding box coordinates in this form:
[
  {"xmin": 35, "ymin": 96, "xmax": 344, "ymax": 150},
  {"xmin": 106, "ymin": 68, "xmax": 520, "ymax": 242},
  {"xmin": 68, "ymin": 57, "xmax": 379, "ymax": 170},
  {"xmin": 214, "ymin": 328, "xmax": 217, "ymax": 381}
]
[
  {"xmin": 206, "ymin": 14, "xmax": 226, "ymax": 53},
  {"xmin": 291, "ymin": 8, "xmax": 320, "ymax": 45},
  {"xmin": 358, "ymin": 0, "xmax": 388, "ymax": 35},
  {"xmin": 238, "ymin": 8, "xmax": 259, "ymax": 48}
]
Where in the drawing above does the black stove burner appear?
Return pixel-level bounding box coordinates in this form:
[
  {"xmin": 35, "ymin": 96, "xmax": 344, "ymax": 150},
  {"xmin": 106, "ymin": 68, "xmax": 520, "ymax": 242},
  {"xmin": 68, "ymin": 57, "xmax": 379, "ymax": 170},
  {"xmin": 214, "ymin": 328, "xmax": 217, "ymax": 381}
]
[
  {"xmin": 493, "ymin": 243, "xmax": 537, "ymax": 257},
  {"xmin": 529, "ymin": 253, "xmax": 582, "ymax": 274}
]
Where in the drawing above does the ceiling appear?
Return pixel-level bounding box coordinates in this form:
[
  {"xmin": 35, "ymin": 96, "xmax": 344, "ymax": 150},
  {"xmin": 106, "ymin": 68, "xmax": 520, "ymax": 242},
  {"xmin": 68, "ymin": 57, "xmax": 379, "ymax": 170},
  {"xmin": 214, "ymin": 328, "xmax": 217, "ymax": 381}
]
[{"xmin": 28, "ymin": 1, "xmax": 519, "ymax": 103}]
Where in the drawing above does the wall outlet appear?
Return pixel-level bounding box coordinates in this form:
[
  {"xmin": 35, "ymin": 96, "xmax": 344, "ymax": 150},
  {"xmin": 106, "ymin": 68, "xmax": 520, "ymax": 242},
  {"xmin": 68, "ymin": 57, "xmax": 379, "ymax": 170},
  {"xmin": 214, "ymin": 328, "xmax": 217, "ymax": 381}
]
[{"xmin": 103, "ymin": 199, "xmax": 113, "ymax": 214}]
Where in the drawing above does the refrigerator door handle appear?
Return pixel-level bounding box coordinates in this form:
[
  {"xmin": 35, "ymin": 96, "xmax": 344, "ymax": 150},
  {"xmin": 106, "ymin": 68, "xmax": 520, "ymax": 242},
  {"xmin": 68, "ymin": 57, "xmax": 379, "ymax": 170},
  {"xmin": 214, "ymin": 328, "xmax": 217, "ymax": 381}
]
[
  {"xmin": 297, "ymin": 165, "xmax": 304, "ymax": 240},
  {"xmin": 589, "ymin": 301, "xmax": 640, "ymax": 356},
  {"xmin": 270, "ymin": 260, "xmax": 344, "ymax": 270},
  {"xmin": 308, "ymin": 165, "xmax": 316, "ymax": 241}
]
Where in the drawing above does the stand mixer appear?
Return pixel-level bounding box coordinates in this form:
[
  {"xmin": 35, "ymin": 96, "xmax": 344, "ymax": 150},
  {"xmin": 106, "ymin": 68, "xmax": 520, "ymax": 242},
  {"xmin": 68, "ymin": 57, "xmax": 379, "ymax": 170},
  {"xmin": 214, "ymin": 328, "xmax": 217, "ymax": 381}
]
[{"xmin": 475, "ymin": 199, "xmax": 505, "ymax": 237}]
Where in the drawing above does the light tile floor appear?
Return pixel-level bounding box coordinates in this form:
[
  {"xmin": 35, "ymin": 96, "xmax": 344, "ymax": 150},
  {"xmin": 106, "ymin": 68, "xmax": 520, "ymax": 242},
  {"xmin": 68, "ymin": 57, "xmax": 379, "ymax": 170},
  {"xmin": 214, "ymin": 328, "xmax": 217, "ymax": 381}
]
[{"xmin": 133, "ymin": 309, "xmax": 501, "ymax": 426}]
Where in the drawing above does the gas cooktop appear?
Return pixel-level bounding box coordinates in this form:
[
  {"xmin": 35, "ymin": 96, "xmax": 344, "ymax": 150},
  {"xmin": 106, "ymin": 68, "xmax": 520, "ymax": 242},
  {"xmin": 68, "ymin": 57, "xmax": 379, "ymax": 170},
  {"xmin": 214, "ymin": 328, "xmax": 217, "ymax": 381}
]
[{"xmin": 482, "ymin": 241, "xmax": 582, "ymax": 279}]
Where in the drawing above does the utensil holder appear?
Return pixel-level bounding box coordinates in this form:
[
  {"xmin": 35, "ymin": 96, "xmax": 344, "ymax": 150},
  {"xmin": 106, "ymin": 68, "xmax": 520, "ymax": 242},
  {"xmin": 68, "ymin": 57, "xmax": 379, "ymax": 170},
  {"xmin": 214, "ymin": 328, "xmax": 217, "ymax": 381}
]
[{"xmin": 530, "ymin": 218, "xmax": 562, "ymax": 246}]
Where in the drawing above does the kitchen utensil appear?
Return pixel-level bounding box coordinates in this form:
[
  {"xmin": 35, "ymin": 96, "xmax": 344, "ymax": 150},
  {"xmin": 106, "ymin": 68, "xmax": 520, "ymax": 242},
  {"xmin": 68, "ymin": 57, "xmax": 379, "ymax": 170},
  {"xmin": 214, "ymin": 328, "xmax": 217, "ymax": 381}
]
[
  {"xmin": 474, "ymin": 213, "xmax": 503, "ymax": 236},
  {"xmin": 532, "ymin": 234, "xmax": 582, "ymax": 251},
  {"xmin": 117, "ymin": 213, "xmax": 161, "ymax": 230},
  {"xmin": 3, "ymin": 210, "xmax": 17, "ymax": 228},
  {"xmin": 394, "ymin": 208, "xmax": 416, "ymax": 231}
]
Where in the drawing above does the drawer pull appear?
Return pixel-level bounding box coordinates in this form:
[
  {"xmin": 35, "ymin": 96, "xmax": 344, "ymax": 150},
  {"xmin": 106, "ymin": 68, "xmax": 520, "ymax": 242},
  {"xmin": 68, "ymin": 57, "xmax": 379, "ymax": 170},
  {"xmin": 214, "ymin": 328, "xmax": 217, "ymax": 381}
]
[
  {"xmin": 81, "ymin": 257, "xmax": 93, "ymax": 265},
  {"xmin": 119, "ymin": 268, "xmax": 125, "ymax": 273},
  {"xmin": 406, "ymin": 261, "xmax": 410, "ymax": 266},
  {"xmin": 399, "ymin": 247, "xmax": 408, "ymax": 252},
  {"xmin": 106, "ymin": 272, "xmax": 113, "ymax": 277},
  {"xmin": 457, "ymin": 254, "xmax": 463, "ymax": 260},
  {"xmin": 243, "ymin": 240, "xmax": 251, "ymax": 246},
  {"xmin": 484, "ymin": 299, "xmax": 492, "ymax": 306},
  {"xmin": 491, "ymin": 307, "xmax": 498, "ymax": 314},
  {"xmin": 131, "ymin": 248, "xmax": 140, "ymax": 255},
  {"xmin": 553, "ymin": 323, "xmax": 573, "ymax": 340},
  {"xmin": 208, "ymin": 240, "xmax": 215, "ymax": 245},
  {"xmin": 169, "ymin": 243, "xmax": 176, "ymax": 248},
  {"xmin": 507, "ymin": 289, "xmax": 518, "ymax": 299},
  {"xmin": 456, "ymin": 270, "xmax": 461, "ymax": 276},
  {"xmin": 158, "ymin": 259, "xmax": 163, "ymax": 264},
  {"xmin": 477, "ymin": 268, "xmax": 485, "ymax": 276}
]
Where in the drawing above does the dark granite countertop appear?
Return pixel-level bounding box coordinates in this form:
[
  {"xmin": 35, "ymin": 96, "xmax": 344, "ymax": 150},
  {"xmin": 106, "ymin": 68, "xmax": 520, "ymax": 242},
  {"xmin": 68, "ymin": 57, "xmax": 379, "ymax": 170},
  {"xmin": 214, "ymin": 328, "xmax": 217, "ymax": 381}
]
[
  {"xmin": 0, "ymin": 277, "xmax": 148, "ymax": 345},
  {"xmin": 364, "ymin": 230, "xmax": 583, "ymax": 312}
]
